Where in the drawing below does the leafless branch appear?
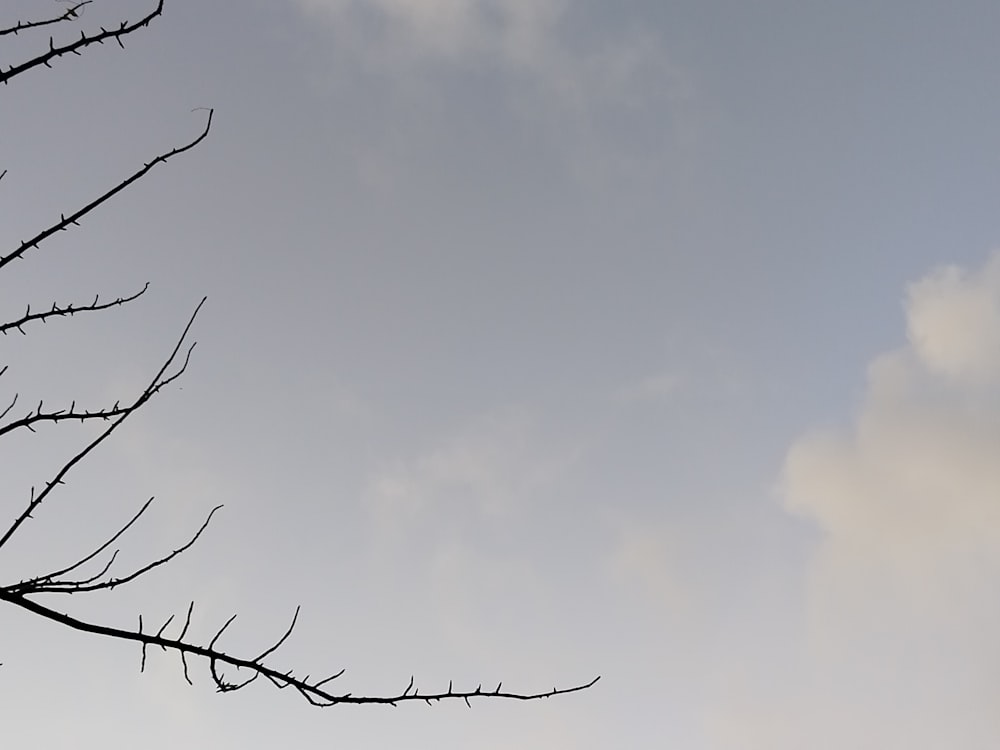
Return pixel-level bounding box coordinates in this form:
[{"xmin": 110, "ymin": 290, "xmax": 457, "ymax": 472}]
[
  {"xmin": 0, "ymin": 587, "xmax": 600, "ymax": 706},
  {"xmin": 1, "ymin": 283, "xmax": 149, "ymax": 336},
  {"xmin": 0, "ymin": 110, "xmax": 212, "ymax": 272},
  {"xmin": 15, "ymin": 498, "xmax": 154, "ymax": 588},
  {"xmin": 0, "ymin": 297, "xmax": 204, "ymax": 552},
  {"xmin": 0, "ymin": 2, "xmax": 93, "ymax": 38},
  {"xmin": 13, "ymin": 502, "xmax": 222, "ymax": 595},
  {"xmin": 0, "ymin": 1, "xmax": 162, "ymax": 85},
  {"xmin": 0, "ymin": 398, "xmax": 131, "ymax": 439},
  {"xmin": 0, "ymin": 0, "xmax": 598, "ymax": 714}
]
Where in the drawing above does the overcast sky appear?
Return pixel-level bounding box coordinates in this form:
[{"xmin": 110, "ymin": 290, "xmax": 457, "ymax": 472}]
[{"xmin": 2, "ymin": 1, "xmax": 1000, "ymax": 747}]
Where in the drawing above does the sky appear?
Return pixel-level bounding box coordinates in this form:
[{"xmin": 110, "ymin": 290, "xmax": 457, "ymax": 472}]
[{"xmin": 2, "ymin": 0, "xmax": 1000, "ymax": 747}]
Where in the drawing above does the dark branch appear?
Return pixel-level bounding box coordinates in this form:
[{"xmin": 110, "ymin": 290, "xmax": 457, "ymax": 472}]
[
  {"xmin": 0, "ymin": 398, "xmax": 132, "ymax": 439},
  {"xmin": 0, "ymin": 110, "xmax": 212, "ymax": 272},
  {"xmin": 13, "ymin": 498, "xmax": 154, "ymax": 591},
  {"xmin": 0, "ymin": 588, "xmax": 599, "ymax": 707},
  {"xmin": 0, "ymin": 0, "xmax": 597, "ymax": 715},
  {"xmin": 0, "ymin": 1, "xmax": 162, "ymax": 85},
  {"xmin": 14, "ymin": 503, "xmax": 222, "ymax": 595},
  {"xmin": 0, "ymin": 2, "xmax": 93, "ymax": 38},
  {"xmin": 0, "ymin": 397, "xmax": 138, "ymax": 439},
  {"xmin": 0, "ymin": 283, "xmax": 149, "ymax": 336},
  {"xmin": 0, "ymin": 298, "xmax": 205, "ymax": 552}
]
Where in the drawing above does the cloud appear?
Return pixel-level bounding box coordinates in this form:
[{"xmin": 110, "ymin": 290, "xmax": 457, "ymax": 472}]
[
  {"xmin": 290, "ymin": 1, "xmax": 698, "ymax": 188},
  {"xmin": 294, "ymin": 0, "xmax": 568, "ymax": 64},
  {"xmin": 783, "ymin": 253, "xmax": 1000, "ymax": 575},
  {"xmin": 289, "ymin": 0, "xmax": 689, "ymax": 128},
  {"xmin": 906, "ymin": 253, "xmax": 1000, "ymax": 384},
  {"xmin": 364, "ymin": 410, "xmax": 581, "ymax": 540},
  {"xmin": 740, "ymin": 252, "xmax": 1000, "ymax": 749},
  {"xmin": 613, "ymin": 372, "xmax": 681, "ymax": 405}
]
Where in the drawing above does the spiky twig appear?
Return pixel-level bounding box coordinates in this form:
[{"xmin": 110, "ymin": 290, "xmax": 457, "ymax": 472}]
[
  {"xmin": 0, "ymin": 284, "xmax": 149, "ymax": 337},
  {"xmin": 0, "ymin": 2, "xmax": 93, "ymax": 38},
  {"xmin": 0, "ymin": 586, "xmax": 599, "ymax": 707},
  {"xmin": 0, "ymin": 109, "xmax": 212, "ymax": 272},
  {"xmin": 0, "ymin": 298, "xmax": 203, "ymax": 552},
  {"xmin": 0, "ymin": 1, "xmax": 163, "ymax": 85}
]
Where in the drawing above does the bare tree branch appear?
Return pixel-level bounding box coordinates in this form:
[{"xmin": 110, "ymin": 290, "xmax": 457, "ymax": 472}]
[
  {"xmin": 0, "ymin": 297, "xmax": 204, "ymax": 552},
  {"xmin": 1, "ymin": 110, "xmax": 212, "ymax": 272},
  {"xmin": 0, "ymin": 283, "xmax": 149, "ymax": 336},
  {"xmin": 0, "ymin": 587, "xmax": 600, "ymax": 707},
  {"xmin": 13, "ymin": 502, "xmax": 222, "ymax": 595},
  {"xmin": 0, "ymin": 398, "xmax": 131, "ymax": 439},
  {"xmin": 0, "ymin": 287, "xmax": 158, "ymax": 438},
  {"xmin": 0, "ymin": 1, "xmax": 162, "ymax": 86},
  {"xmin": 0, "ymin": 2, "xmax": 93, "ymax": 38},
  {"xmin": 9, "ymin": 498, "xmax": 156, "ymax": 596},
  {"xmin": 0, "ymin": 0, "xmax": 598, "ymax": 714}
]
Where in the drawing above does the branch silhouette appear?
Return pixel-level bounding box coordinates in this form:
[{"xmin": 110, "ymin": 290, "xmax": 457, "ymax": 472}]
[
  {"xmin": 0, "ymin": 589, "xmax": 600, "ymax": 706},
  {"xmin": 0, "ymin": 110, "xmax": 213, "ymax": 272},
  {"xmin": 0, "ymin": 284, "xmax": 148, "ymax": 337},
  {"xmin": 0, "ymin": 1, "xmax": 162, "ymax": 85},
  {"xmin": 0, "ymin": 2, "xmax": 93, "ymax": 38},
  {"xmin": 0, "ymin": 0, "xmax": 598, "ymax": 711}
]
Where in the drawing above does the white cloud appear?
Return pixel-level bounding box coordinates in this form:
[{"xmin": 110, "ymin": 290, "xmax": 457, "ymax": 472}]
[
  {"xmin": 906, "ymin": 253, "xmax": 1000, "ymax": 384},
  {"xmin": 296, "ymin": 0, "xmax": 568, "ymax": 64},
  {"xmin": 743, "ymin": 251, "xmax": 1000, "ymax": 749},
  {"xmin": 290, "ymin": 0, "xmax": 697, "ymax": 187},
  {"xmin": 290, "ymin": 0, "xmax": 687, "ymax": 122},
  {"xmin": 294, "ymin": 0, "xmax": 572, "ymax": 66},
  {"xmin": 783, "ymin": 253, "xmax": 1000, "ymax": 574}
]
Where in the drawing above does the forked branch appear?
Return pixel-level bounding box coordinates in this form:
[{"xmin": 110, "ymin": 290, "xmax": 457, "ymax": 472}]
[
  {"xmin": 0, "ymin": 0, "xmax": 598, "ymax": 714},
  {"xmin": 0, "ymin": 294, "xmax": 600, "ymax": 706},
  {"xmin": 0, "ymin": 298, "xmax": 204, "ymax": 552},
  {"xmin": 6, "ymin": 498, "xmax": 221, "ymax": 596}
]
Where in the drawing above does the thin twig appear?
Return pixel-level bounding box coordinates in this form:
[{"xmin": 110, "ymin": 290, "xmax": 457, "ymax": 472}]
[{"xmin": 0, "ymin": 2, "xmax": 93, "ymax": 38}]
